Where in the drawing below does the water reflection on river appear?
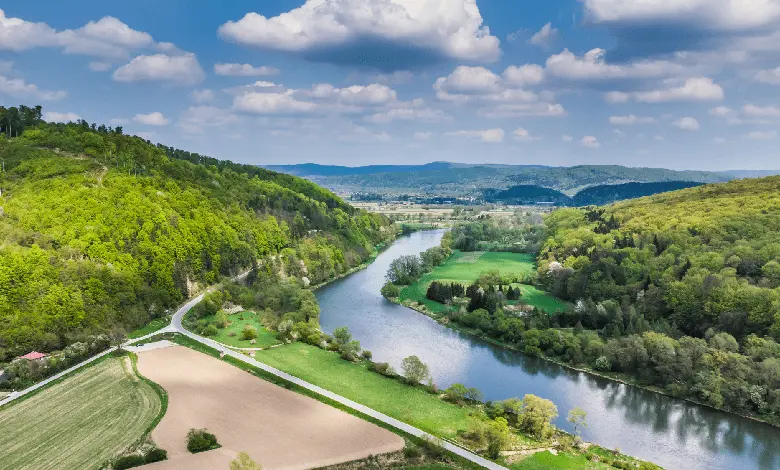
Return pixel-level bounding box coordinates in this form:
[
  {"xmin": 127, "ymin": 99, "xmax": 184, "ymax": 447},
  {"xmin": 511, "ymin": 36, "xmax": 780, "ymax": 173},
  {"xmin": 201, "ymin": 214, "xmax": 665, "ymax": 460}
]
[{"xmin": 317, "ymin": 230, "xmax": 780, "ymax": 470}]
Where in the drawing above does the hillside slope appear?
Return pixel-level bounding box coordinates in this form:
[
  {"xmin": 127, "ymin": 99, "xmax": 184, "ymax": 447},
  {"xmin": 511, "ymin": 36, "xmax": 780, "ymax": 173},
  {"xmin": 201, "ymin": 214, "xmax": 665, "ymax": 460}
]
[
  {"xmin": 0, "ymin": 120, "xmax": 391, "ymax": 361},
  {"xmin": 539, "ymin": 176, "xmax": 780, "ymax": 338}
]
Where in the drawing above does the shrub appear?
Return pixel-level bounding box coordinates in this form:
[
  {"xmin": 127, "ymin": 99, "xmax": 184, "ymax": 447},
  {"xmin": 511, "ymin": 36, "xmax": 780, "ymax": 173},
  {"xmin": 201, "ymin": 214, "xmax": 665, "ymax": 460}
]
[
  {"xmin": 240, "ymin": 325, "xmax": 258, "ymax": 341},
  {"xmin": 113, "ymin": 455, "xmax": 145, "ymax": 470},
  {"xmin": 403, "ymin": 444, "xmax": 423, "ymax": 459},
  {"xmin": 361, "ymin": 349, "xmax": 373, "ymax": 361},
  {"xmin": 202, "ymin": 324, "xmax": 219, "ymax": 337},
  {"xmin": 381, "ymin": 282, "xmax": 401, "ymax": 299},
  {"xmin": 144, "ymin": 448, "xmax": 168, "ymax": 463},
  {"xmin": 368, "ymin": 361, "xmax": 396, "ymax": 377},
  {"xmin": 594, "ymin": 356, "xmax": 612, "ymax": 371},
  {"xmin": 186, "ymin": 428, "xmax": 219, "ymax": 453}
]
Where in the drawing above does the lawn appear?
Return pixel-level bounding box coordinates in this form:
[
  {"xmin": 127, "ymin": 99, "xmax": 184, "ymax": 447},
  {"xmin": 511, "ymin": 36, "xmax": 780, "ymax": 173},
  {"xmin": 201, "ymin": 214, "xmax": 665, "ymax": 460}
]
[
  {"xmin": 400, "ymin": 251, "xmax": 569, "ymax": 314},
  {"xmin": 128, "ymin": 316, "xmax": 170, "ymax": 339},
  {"xmin": 510, "ymin": 450, "xmax": 613, "ymax": 469},
  {"xmin": 256, "ymin": 342, "xmax": 478, "ymax": 439},
  {"xmin": 203, "ymin": 311, "xmax": 280, "ymax": 348},
  {"xmin": 0, "ymin": 356, "xmax": 162, "ymax": 470}
]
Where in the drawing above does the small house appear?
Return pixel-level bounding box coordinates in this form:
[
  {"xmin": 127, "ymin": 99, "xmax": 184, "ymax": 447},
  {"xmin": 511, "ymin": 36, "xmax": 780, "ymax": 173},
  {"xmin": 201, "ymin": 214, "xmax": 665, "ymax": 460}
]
[{"xmin": 18, "ymin": 351, "xmax": 48, "ymax": 361}]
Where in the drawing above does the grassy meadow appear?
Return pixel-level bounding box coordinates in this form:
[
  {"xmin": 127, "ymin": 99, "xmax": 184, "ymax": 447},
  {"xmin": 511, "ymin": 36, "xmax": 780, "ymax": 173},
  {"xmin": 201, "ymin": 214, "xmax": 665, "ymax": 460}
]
[
  {"xmin": 0, "ymin": 356, "xmax": 162, "ymax": 470},
  {"xmin": 256, "ymin": 342, "xmax": 478, "ymax": 439},
  {"xmin": 400, "ymin": 251, "xmax": 569, "ymax": 314},
  {"xmin": 203, "ymin": 311, "xmax": 280, "ymax": 348}
]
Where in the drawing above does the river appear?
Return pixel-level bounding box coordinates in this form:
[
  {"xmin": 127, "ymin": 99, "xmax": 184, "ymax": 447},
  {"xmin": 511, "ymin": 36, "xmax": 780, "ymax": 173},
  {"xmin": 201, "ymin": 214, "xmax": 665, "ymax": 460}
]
[{"xmin": 317, "ymin": 230, "xmax": 780, "ymax": 470}]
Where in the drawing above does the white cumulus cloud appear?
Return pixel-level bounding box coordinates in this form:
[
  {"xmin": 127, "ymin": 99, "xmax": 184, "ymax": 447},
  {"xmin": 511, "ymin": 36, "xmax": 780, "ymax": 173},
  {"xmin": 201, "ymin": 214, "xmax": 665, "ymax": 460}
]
[
  {"xmin": 755, "ymin": 67, "xmax": 780, "ymax": 85},
  {"xmin": 214, "ymin": 63, "xmax": 279, "ymax": 76},
  {"xmin": 673, "ymin": 117, "xmax": 701, "ymax": 131},
  {"xmin": 609, "ymin": 115, "xmax": 656, "ymax": 125},
  {"xmin": 113, "ymin": 53, "xmax": 204, "ymax": 84},
  {"xmin": 233, "ymin": 90, "xmax": 318, "ymax": 115},
  {"xmin": 44, "ymin": 111, "xmax": 80, "ymax": 122},
  {"xmin": 529, "ymin": 23, "xmax": 559, "ymax": 47},
  {"xmin": 0, "ymin": 74, "xmax": 66, "ymax": 100},
  {"xmin": 581, "ymin": 136, "xmax": 601, "ymax": 148},
  {"xmin": 743, "ymin": 104, "xmax": 780, "ymax": 118},
  {"xmin": 133, "ymin": 112, "xmax": 169, "ymax": 126},
  {"xmin": 217, "ymin": 0, "xmax": 501, "ymax": 69},
  {"xmin": 446, "ymin": 128, "xmax": 505, "ymax": 143}
]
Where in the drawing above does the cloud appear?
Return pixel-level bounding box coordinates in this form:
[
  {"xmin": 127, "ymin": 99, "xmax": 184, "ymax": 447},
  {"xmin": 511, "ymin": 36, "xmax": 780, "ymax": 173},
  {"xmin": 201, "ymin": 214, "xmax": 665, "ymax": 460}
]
[
  {"xmin": 529, "ymin": 23, "xmax": 559, "ymax": 47},
  {"xmin": 191, "ymin": 89, "xmax": 215, "ymax": 103},
  {"xmin": 609, "ymin": 77, "xmax": 724, "ymax": 103},
  {"xmin": 338, "ymin": 125, "xmax": 392, "ymax": 143},
  {"xmin": 446, "ymin": 128, "xmax": 505, "ymax": 143},
  {"xmin": 545, "ymin": 48, "xmax": 684, "ymax": 82},
  {"xmin": 0, "ymin": 10, "xmax": 157, "ymax": 60},
  {"xmin": 743, "ymin": 104, "xmax": 780, "ymax": 118},
  {"xmin": 477, "ymin": 102, "xmax": 566, "ymax": 119},
  {"xmin": 673, "ymin": 117, "xmax": 700, "ymax": 131},
  {"xmin": 582, "ymin": 0, "xmax": 780, "ymax": 61},
  {"xmin": 233, "ymin": 90, "xmax": 318, "ymax": 115},
  {"xmin": 581, "ymin": 136, "xmax": 601, "ymax": 148},
  {"xmin": 367, "ymin": 106, "xmax": 449, "ymax": 123},
  {"xmin": 746, "ymin": 130, "xmax": 778, "ymax": 139},
  {"xmin": 0, "ymin": 74, "xmax": 66, "ymax": 100},
  {"xmin": 609, "ymin": 114, "xmax": 655, "ymax": 125},
  {"xmin": 113, "ymin": 53, "xmax": 204, "ymax": 84},
  {"xmin": 88, "ymin": 61, "xmax": 112, "ymax": 72},
  {"xmin": 133, "ymin": 112, "xmax": 169, "ymax": 126},
  {"xmin": 214, "ymin": 63, "xmax": 279, "ymax": 76},
  {"xmin": 217, "ymin": 0, "xmax": 500, "ymax": 70},
  {"xmin": 307, "ymin": 83, "xmax": 397, "ymax": 106},
  {"xmin": 562, "ymin": 135, "xmax": 573, "ymax": 142},
  {"xmin": 178, "ymin": 106, "xmax": 240, "ymax": 134},
  {"xmin": 502, "ymin": 64, "xmax": 545, "ymax": 86},
  {"xmin": 755, "ymin": 66, "xmax": 780, "ymax": 85},
  {"xmin": 43, "ymin": 111, "xmax": 80, "ymax": 123},
  {"xmin": 709, "ymin": 106, "xmax": 732, "ymax": 117},
  {"xmin": 413, "ymin": 131, "xmax": 433, "ymax": 141},
  {"xmin": 434, "ymin": 66, "xmax": 503, "ymax": 94},
  {"xmin": 512, "ymin": 128, "xmax": 537, "ymax": 142}
]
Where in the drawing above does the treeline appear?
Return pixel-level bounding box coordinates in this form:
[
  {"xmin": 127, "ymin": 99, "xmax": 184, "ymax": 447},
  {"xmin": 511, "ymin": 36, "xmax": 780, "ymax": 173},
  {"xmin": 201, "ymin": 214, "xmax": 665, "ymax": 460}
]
[
  {"xmin": 484, "ymin": 181, "xmax": 705, "ymax": 207},
  {"xmin": 534, "ymin": 177, "xmax": 780, "ymax": 422},
  {"xmin": 0, "ymin": 105, "xmax": 44, "ymax": 137},
  {"xmin": 450, "ymin": 217, "xmax": 546, "ymax": 253},
  {"xmin": 0, "ymin": 107, "xmax": 392, "ymax": 362}
]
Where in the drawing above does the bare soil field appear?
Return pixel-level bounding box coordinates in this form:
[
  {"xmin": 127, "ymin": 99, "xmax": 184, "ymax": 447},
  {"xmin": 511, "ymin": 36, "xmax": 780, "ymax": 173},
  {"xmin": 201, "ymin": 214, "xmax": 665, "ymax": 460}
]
[{"xmin": 136, "ymin": 345, "xmax": 404, "ymax": 470}]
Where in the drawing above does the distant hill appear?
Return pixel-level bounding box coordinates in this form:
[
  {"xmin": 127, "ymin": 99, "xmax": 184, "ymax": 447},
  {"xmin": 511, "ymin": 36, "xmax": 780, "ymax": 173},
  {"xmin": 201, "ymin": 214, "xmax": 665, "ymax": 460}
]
[
  {"xmin": 484, "ymin": 181, "xmax": 706, "ymax": 206},
  {"xmin": 265, "ymin": 162, "xmax": 731, "ymax": 197},
  {"xmin": 719, "ymin": 170, "xmax": 780, "ymax": 179}
]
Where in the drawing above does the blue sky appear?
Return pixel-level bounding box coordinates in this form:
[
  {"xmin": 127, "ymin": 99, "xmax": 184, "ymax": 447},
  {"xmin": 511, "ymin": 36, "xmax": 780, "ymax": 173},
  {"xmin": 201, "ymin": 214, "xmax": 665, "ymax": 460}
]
[{"xmin": 2, "ymin": 0, "xmax": 780, "ymax": 170}]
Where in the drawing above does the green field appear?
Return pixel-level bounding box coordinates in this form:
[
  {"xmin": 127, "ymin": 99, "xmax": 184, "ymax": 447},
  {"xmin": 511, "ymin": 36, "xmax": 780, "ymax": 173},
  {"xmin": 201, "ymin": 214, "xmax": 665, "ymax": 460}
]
[
  {"xmin": 128, "ymin": 317, "xmax": 170, "ymax": 339},
  {"xmin": 400, "ymin": 251, "xmax": 569, "ymax": 314},
  {"xmin": 256, "ymin": 342, "xmax": 478, "ymax": 439},
  {"xmin": 0, "ymin": 357, "xmax": 162, "ymax": 470},
  {"xmin": 204, "ymin": 311, "xmax": 280, "ymax": 348}
]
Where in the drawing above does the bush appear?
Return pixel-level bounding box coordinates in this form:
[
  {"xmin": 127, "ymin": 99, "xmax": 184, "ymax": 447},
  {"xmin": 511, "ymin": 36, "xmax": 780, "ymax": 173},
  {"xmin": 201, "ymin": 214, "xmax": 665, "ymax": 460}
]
[
  {"xmin": 594, "ymin": 356, "xmax": 612, "ymax": 371},
  {"xmin": 144, "ymin": 448, "xmax": 168, "ymax": 463},
  {"xmin": 113, "ymin": 455, "xmax": 145, "ymax": 470},
  {"xmin": 368, "ymin": 361, "xmax": 396, "ymax": 377},
  {"xmin": 403, "ymin": 444, "xmax": 423, "ymax": 459},
  {"xmin": 202, "ymin": 324, "xmax": 219, "ymax": 337},
  {"xmin": 186, "ymin": 428, "xmax": 219, "ymax": 453},
  {"xmin": 381, "ymin": 282, "xmax": 401, "ymax": 299},
  {"xmin": 240, "ymin": 325, "xmax": 258, "ymax": 341},
  {"xmin": 361, "ymin": 349, "xmax": 373, "ymax": 361}
]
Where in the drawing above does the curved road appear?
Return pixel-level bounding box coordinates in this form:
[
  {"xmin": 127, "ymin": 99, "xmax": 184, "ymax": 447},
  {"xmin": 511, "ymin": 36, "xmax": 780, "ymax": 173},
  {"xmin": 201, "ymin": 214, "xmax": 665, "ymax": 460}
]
[{"xmin": 2, "ymin": 281, "xmax": 506, "ymax": 470}]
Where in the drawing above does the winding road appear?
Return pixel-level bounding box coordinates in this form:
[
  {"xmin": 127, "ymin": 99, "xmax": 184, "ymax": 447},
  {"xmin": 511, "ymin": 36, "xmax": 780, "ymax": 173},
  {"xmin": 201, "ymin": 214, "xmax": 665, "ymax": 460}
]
[{"xmin": 1, "ymin": 281, "xmax": 506, "ymax": 470}]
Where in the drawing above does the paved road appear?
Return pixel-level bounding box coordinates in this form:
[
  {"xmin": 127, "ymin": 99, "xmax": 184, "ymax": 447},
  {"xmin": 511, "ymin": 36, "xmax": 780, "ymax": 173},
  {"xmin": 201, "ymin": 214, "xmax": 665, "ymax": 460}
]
[{"xmin": 2, "ymin": 272, "xmax": 505, "ymax": 469}]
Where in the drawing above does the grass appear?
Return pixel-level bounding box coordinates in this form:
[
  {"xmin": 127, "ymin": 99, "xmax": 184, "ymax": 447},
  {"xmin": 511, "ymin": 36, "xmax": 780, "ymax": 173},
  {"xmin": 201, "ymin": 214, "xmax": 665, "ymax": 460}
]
[
  {"xmin": 256, "ymin": 342, "xmax": 478, "ymax": 439},
  {"xmin": 510, "ymin": 450, "xmax": 612, "ymax": 469},
  {"xmin": 128, "ymin": 316, "xmax": 170, "ymax": 339},
  {"xmin": 400, "ymin": 251, "xmax": 569, "ymax": 314},
  {"xmin": 0, "ymin": 356, "xmax": 162, "ymax": 470},
  {"xmin": 203, "ymin": 311, "xmax": 280, "ymax": 348}
]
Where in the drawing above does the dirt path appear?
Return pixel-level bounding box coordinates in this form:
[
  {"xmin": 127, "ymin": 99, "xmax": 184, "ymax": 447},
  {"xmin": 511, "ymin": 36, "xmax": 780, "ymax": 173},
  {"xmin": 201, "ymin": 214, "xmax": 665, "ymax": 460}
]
[{"xmin": 136, "ymin": 346, "xmax": 404, "ymax": 470}]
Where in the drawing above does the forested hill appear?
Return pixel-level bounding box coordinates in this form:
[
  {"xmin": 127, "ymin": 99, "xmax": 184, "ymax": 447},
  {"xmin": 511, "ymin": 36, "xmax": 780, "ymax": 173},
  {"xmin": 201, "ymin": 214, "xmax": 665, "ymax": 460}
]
[
  {"xmin": 0, "ymin": 116, "xmax": 392, "ymax": 361},
  {"xmin": 484, "ymin": 181, "xmax": 706, "ymax": 206},
  {"xmin": 539, "ymin": 176, "xmax": 780, "ymax": 340},
  {"xmin": 266, "ymin": 161, "xmax": 730, "ymax": 197}
]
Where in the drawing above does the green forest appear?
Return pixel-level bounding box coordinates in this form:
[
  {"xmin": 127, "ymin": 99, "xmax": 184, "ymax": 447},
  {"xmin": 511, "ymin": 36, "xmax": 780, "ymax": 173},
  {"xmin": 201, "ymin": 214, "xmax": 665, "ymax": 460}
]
[
  {"xmin": 0, "ymin": 107, "xmax": 393, "ymax": 362},
  {"xmin": 535, "ymin": 178, "xmax": 780, "ymax": 422}
]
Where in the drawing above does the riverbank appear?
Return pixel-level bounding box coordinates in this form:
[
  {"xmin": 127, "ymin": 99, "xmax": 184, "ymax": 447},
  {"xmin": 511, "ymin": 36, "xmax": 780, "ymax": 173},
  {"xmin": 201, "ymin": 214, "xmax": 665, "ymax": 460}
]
[{"xmin": 390, "ymin": 295, "xmax": 780, "ymax": 431}]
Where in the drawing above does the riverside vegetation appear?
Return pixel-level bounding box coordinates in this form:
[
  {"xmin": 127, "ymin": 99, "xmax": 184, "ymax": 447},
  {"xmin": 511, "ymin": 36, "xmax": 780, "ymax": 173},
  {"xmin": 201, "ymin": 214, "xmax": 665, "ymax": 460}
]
[
  {"xmin": 0, "ymin": 106, "xmax": 393, "ymax": 370},
  {"xmin": 383, "ymin": 180, "xmax": 780, "ymax": 427}
]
